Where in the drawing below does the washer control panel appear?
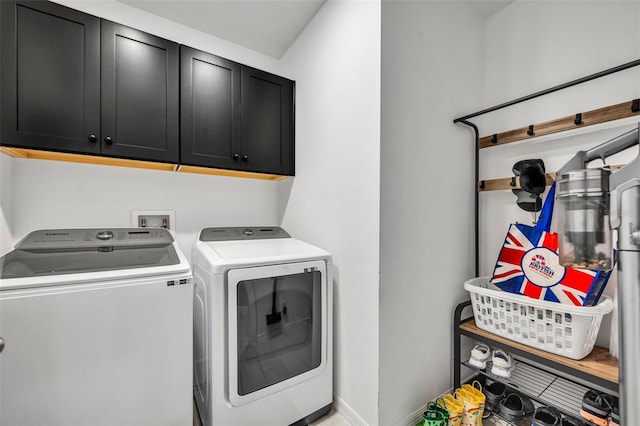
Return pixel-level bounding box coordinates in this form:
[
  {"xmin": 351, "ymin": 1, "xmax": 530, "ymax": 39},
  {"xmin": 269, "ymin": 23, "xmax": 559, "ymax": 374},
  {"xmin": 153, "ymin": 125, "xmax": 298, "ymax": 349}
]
[{"xmin": 15, "ymin": 228, "xmax": 174, "ymax": 252}]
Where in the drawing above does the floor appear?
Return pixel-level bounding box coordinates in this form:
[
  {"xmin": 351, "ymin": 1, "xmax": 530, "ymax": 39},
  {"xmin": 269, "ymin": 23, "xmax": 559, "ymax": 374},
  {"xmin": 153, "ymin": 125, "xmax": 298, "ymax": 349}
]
[{"xmin": 193, "ymin": 402, "xmax": 351, "ymax": 426}]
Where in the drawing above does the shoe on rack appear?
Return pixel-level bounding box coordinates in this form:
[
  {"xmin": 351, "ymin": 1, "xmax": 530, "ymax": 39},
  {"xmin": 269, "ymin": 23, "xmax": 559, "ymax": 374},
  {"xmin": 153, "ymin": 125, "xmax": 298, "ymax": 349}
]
[
  {"xmin": 579, "ymin": 390, "xmax": 614, "ymax": 426},
  {"xmin": 482, "ymin": 381, "xmax": 505, "ymax": 414},
  {"xmin": 608, "ymin": 397, "xmax": 619, "ymax": 426},
  {"xmin": 498, "ymin": 392, "xmax": 534, "ymax": 423},
  {"xmin": 468, "ymin": 343, "xmax": 490, "ymax": 370},
  {"xmin": 533, "ymin": 406, "xmax": 562, "ymax": 426},
  {"xmin": 561, "ymin": 415, "xmax": 587, "ymax": 426},
  {"xmin": 490, "ymin": 349, "xmax": 512, "ymax": 378}
]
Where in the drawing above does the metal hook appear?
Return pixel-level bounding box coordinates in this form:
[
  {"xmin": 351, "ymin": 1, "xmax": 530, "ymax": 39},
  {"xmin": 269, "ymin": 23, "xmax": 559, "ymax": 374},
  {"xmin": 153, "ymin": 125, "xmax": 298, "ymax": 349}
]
[{"xmin": 574, "ymin": 113, "xmax": 583, "ymax": 125}]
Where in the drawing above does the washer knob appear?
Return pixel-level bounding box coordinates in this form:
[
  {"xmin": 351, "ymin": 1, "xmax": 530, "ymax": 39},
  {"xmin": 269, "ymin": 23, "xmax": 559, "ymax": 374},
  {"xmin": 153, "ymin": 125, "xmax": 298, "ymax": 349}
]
[
  {"xmin": 243, "ymin": 228, "xmax": 254, "ymax": 236},
  {"xmin": 96, "ymin": 230, "xmax": 115, "ymax": 240}
]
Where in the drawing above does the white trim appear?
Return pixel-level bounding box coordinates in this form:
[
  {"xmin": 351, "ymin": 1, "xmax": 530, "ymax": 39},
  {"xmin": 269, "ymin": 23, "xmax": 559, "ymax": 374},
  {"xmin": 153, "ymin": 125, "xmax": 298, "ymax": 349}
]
[{"xmin": 332, "ymin": 394, "xmax": 368, "ymax": 426}]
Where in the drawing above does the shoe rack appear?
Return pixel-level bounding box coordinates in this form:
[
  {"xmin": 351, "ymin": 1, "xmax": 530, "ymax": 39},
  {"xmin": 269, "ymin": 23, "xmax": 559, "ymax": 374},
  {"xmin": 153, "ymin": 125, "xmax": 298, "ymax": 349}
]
[{"xmin": 454, "ymin": 300, "xmax": 618, "ymax": 423}]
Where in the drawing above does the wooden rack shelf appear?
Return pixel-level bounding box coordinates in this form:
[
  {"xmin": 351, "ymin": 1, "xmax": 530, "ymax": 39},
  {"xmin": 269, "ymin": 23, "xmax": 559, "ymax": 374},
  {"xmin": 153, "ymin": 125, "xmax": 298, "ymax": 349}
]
[
  {"xmin": 479, "ymin": 164, "xmax": 625, "ymax": 192},
  {"xmin": 460, "ymin": 319, "xmax": 619, "ymax": 386},
  {"xmin": 478, "ymin": 99, "xmax": 640, "ymax": 149}
]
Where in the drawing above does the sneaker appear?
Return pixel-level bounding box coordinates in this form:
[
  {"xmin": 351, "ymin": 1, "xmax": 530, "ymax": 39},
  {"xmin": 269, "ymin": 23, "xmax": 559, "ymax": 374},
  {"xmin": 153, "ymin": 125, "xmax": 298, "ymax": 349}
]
[
  {"xmin": 468, "ymin": 342, "xmax": 490, "ymax": 370},
  {"xmin": 490, "ymin": 349, "xmax": 512, "ymax": 378},
  {"xmin": 579, "ymin": 390, "xmax": 614, "ymax": 426}
]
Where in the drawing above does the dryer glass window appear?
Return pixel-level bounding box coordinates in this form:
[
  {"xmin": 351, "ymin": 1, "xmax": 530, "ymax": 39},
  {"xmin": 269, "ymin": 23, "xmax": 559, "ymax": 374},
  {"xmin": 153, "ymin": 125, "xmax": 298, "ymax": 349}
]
[{"xmin": 236, "ymin": 270, "xmax": 321, "ymax": 396}]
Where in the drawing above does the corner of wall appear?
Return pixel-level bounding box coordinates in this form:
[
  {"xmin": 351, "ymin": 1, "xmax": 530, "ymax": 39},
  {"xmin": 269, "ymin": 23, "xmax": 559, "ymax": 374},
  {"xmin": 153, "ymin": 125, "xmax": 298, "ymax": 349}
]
[{"xmin": 0, "ymin": 153, "xmax": 14, "ymax": 255}]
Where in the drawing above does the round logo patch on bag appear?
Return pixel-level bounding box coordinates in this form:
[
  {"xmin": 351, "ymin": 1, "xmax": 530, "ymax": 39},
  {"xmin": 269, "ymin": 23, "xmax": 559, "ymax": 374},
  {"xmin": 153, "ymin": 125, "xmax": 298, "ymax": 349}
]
[{"xmin": 521, "ymin": 247, "xmax": 565, "ymax": 287}]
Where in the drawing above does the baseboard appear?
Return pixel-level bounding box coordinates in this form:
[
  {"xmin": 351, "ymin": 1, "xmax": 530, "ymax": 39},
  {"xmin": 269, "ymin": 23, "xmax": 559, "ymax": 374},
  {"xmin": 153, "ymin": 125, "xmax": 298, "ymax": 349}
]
[
  {"xmin": 332, "ymin": 394, "xmax": 369, "ymax": 426},
  {"xmin": 332, "ymin": 382, "xmax": 470, "ymax": 426}
]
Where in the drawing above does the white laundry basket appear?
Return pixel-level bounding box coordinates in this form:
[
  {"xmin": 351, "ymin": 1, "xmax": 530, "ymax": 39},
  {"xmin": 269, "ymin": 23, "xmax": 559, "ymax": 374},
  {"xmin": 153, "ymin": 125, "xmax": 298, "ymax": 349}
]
[{"xmin": 464, "ymin": 277, "xmax": 614, "ymax": 360}]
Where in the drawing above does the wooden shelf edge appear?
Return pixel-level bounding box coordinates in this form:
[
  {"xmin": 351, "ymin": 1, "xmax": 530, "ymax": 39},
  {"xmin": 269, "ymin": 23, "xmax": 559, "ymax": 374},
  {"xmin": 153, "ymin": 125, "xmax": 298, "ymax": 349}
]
[
  {"xmin": 479, "ymin": 164, "xmax": 625, "ymax": 192},
  {"xmin": 460, "ymin": 319, "xmax": 619, "ymax": 385},
  {"xmin": 0, "ymin": 147, "xmax": 178, "ymax": 171},
  {"xmin": 478, "ymin": 99, "xmax": 640, "ymax": 149},
  {"xmin": 176, "ymin": 164, "xmax": 290, "ymax": 181},
  {"xmin": 0, "ymin": 147, "xmax": 292, "ymax": 181}
]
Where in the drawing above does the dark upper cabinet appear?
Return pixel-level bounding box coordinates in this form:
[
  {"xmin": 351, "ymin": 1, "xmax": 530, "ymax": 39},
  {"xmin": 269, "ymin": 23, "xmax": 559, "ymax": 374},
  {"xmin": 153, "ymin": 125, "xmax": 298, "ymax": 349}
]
[
  {"xmin": 180, "ymin": 46, "xmax": 241, "ymax": 170},
  {"xmin": 101, "ymin": 21, "xmax": 179, "ymax": 163},
  {"xmin": 2, "ymin": 1, "xmax": 293, "ymax": 174},
  {"xmin": 1, "ymin": 2, "xmax": 179, "ymax": 163},
  {"xmin": 181, "ymin": 46, "xmax": 295, "ymax": 176},
  {"xmin": 240, "ymin": 66, "xmax": 295, "ymax": 176},
  {"xmin": 1, "ymin": 1, "xmax": 101, "ymax": 154}
]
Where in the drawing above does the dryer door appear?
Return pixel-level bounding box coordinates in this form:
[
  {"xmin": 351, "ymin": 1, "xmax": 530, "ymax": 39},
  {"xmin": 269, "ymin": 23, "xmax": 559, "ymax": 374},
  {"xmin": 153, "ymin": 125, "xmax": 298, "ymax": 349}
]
[{"xmin": 227, "ymin": 260, "xmax": 327, "ymax": 407}]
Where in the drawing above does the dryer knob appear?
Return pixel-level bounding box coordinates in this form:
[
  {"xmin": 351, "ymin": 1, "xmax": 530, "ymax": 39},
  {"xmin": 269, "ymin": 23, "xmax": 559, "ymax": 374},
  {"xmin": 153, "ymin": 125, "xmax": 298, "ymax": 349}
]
[
  {"xmin": 243, "ymin": 229, "xmax": 254, "ymax": 236},
  {"xmin": 96, "ymin": 230, "xmax": 115, "ymax": 240}
]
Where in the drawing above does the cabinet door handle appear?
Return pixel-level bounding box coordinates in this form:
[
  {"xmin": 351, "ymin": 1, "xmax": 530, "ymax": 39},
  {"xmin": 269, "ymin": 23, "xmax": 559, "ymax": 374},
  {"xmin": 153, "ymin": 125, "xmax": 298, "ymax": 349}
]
[
  {"xmin": 88, "ymin": 134, "xmax": 97, "ymax": 143},
  {"xmin": 233, "ymin": 153, "xmax": 240, "ymax": 161},
  {"xmin": 242, "ymin": 155, "xmax": 248, "ymax": 162},
  {"xmin": 104, "ymin": 136, "xmax": 113, "ymax": 145},
  {"xmin": 0, "ymin": 337, "xmax": 5, "ymax": 354}
]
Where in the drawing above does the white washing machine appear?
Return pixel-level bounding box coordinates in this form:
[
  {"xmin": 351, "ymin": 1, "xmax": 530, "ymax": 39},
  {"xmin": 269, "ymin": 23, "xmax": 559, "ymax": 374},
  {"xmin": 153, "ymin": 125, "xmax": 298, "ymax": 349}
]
[
  {"xmin": 192, "ymin": 227, "xmax": 333, "ymax": 426},
  {"xmin": 0, "ymin": 228, "xmax": 193, "ymax": 426}
]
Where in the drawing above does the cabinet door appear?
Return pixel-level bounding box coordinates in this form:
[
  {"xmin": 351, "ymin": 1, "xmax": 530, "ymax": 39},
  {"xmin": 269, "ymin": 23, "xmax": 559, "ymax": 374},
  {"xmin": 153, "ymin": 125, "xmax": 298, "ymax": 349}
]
[
  {"xmin": 1, "ymin": 1, "xmax": 100, "ymax": 154},
  {"xmin": 180, "ymin": 46, "xmax": 241, "ymax": 169},
  {"xmin": 101, "ymin": 21, "xmax": 179, "ymax": 163},
  {"xmin": 240, "ymin": 67, "xmax": 295, "ymax": 175}
]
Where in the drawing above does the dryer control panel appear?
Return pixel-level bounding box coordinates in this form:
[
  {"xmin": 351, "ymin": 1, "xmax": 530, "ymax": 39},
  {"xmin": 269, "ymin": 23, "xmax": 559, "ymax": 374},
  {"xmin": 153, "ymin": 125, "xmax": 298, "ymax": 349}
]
[{"xmin": 200, "ymin": 227, "xmax": 290, "ymax": 242}]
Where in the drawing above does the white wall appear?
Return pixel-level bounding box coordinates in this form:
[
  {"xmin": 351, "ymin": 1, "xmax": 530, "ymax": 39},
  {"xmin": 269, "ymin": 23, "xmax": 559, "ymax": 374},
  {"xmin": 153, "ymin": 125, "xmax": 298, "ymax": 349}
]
[
  {"xmin": 479, "ymin": 1, "xmax": 640, "ymax": 349},
  {"xmin": 0, "ymin": 154, "xmax": 13, "ymax": 254},
  {"xmin": 8, "ymin": 159, "xmax": 282, "ymax": 260},
  {"xmin": 280, "ymin": 1, "xmax": 381, "ymax": 424},
  {"xmin": 380, "ymin": 2, "xmax": 483, "ymax": 425}
]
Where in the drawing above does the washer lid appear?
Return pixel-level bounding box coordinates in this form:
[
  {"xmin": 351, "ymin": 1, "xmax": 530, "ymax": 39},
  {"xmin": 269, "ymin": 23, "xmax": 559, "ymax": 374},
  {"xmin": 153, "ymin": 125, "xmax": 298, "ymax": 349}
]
[{"xmin": 0, "ymin": 228, "xmax": 181, "ymax": 279}]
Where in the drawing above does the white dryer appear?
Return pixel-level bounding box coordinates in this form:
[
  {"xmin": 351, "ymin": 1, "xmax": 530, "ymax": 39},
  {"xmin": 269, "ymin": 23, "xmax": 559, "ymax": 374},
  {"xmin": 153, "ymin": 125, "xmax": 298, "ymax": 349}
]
[
  {"xmin": 0, "ymin": 228, "xmax": 193, "ymax": 426},
  {"xmin": 192, "ymin": 227, "xmax": 333, "ymax": 426}
]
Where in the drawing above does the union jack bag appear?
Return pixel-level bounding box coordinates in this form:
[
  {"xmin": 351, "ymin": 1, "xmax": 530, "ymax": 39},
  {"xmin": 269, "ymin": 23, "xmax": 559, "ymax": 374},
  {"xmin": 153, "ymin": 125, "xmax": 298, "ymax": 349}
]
[{"xmin": 490, "ymin": 184, "xmax": 612, "ymax": 306}]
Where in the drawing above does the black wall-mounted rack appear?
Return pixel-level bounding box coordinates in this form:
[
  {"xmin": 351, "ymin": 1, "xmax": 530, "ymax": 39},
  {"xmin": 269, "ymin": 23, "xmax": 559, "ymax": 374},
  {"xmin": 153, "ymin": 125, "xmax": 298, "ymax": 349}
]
[{"xmin": 453, "ymin": 58, "xmax": 640, "ymax": 277}]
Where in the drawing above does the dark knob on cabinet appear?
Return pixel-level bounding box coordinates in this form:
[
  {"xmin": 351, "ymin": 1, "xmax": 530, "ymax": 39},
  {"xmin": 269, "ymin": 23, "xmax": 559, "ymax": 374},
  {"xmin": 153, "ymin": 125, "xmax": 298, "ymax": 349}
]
[
  {"xmin": 242, "ymin": 155, "xmax": 248, "ymax": 162},
  {"xmin": 88, "ymin": 134, "xmax": 97, "ymax": 143},
  {"xmin": 233, "ymin": 153, "xmax": 240, "ymax": 161},
  {"xmin": 104, "ymin": 136, "xmax": 113, "ymax": 145}
]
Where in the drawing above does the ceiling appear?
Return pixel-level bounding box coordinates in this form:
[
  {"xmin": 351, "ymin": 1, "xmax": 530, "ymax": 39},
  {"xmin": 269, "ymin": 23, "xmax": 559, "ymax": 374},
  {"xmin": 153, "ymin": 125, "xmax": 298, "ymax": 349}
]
[
  {"xmin": 118, "ymin": 0, "xmax": 514, "ymax": 59},
  {"xmin": 119, "ymin": 0, "xmax": 326, "ymax": 59}
]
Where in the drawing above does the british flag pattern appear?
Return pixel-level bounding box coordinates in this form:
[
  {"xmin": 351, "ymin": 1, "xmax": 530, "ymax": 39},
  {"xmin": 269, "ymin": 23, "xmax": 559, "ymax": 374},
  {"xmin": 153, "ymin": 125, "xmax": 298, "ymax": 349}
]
[{"xmin": 490, "ymin": 223, "xmax": 610, "ymax": 306}]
